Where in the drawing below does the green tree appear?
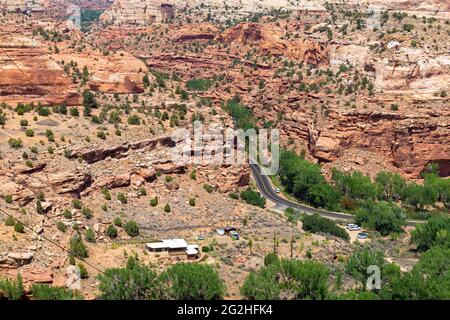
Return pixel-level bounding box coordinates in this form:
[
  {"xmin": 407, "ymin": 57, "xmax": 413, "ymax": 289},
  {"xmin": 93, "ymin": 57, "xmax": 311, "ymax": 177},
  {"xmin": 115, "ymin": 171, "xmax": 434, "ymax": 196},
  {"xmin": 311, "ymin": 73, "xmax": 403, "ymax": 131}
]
[
  {"xmin": 355, "ymin": 201, "xmax": 406, "ymax": 235},
  {"xmin": 264, "ymin": 252, "xmax": 279, "ymax": 266},
  {"xmin": 345, "ymin": 247, "xmax": 385, "ymax": 290},
  {"xmin": 82, "ymin": 90, "xmax": 97, "ymax": 116},
  {"xmin": 161, "ymin": 263, "xmax": 226, "ymax": 300},
  {"xmin": 301, "ymin": 214, "xmax": 349, "ymax": 240},
  {"xmin": 31, "ymin": 284, "xmax": 84, "ymax": 300},
  {"xmin": 106, "ymin": 224, "xmax": 118, "ymax": 239},
  {"xmin": 97, "ymin": 256, "xmax": 161, "ymax": 300},
  {"xmin": 163, "ymin": 203, "xmax": 171, "ymax": 213},
  {"xmin": 414, "ymin": 246, "xmax": 450, "ymax": 277},
  {"xmin": 240, "ymin": 189, "xmax": 266, "ymax": 208},
  {"xmin": 332, "ymin": 169, "xmax": 379, "ymax": 201},
  {"xmin": 241, "ymin": 258, "xmax": 329, "ymax": 300},
  {"xmin": 375, "ymin": 171, "xmax": 406, "ymax": 200},
  {"xmin": 14, "ymin": 222, "xmax": 24, "ymax": 233},
  {"xmin": 124, "ymin": 221, "xmax": 139, "ymax": 237},
  {"xmin": 241, "ymin": 263, "xmax": 280, "ymax": 299},
  {"xmin": 150, "ymin": 196, "xmax": 158, "ymax": 207},
  {"xmin": 411, "ymin": 216, "xmax": 450, "ymax": 251},
  {"xmin": 307, "ymin": 183, "xmax": 341, "ymax": 210},
  {"xmin": 85, "ymin": 229, "xmax": 96, "ymax": 243},
  {"xmin": 69, "ymin": 233, "xmax": 88, "ymax": 258},
  {"xmin": 0, "ymin": 275, "xmax": 24, "ymax": 300},
  {"xmin": 402, "ymin": 183, "xmax": 436, "ymax": 211},
  {"xmin": 36, "ymin": 199, "xmax": 44, "ymax": 214}
]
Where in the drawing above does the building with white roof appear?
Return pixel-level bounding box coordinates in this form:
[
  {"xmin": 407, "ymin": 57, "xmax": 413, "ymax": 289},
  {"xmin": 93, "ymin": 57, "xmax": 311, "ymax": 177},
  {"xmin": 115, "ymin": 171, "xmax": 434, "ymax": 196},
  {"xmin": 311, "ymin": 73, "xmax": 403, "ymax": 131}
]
[{"xmin": 146, "ymin": 238, "xmax": 199, "ymax": 260}]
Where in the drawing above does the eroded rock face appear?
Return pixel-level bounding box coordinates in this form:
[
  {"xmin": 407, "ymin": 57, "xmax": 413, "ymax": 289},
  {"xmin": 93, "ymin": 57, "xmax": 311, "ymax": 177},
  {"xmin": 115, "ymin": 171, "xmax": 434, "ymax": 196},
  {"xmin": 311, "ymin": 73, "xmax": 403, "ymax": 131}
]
[
  {"xmin": 66, "ymin": 136, "xmax": 173, "ymax": 163},
  {"xmin": 47, "ymin": 170, "xmax": 93, "ymax": 196},
  {"xmin": 218, "ymin": 22, "xmax": 329, "ymax": 65},
  {"xmin": 101, "ymin": 0, "xmax": 175, "ymax": 25},
  {"xmin": 54, "ymin": 49, "xmax": 148, "ymax": 94},
  {"xmin": 0, "ymin": 252, "xmax": 34, "ymax": 268},
  {"xmin": 0, "ymin": 34, "xmax": 81, "ymax": 106},
  {"xmin": 0, "ymin": 176, "xmax": 35, "ymax": 205},
  {"xmin": 308, "ymin": 109, "xmax": 450, "ymax": 178}
]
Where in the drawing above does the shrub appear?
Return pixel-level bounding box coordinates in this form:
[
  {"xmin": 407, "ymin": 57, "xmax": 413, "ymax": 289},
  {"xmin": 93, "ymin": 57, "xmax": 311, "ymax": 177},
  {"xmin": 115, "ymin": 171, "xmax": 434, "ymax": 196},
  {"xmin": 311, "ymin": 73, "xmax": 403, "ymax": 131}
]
[
  {"xmin": 78, "ymin": 263, "xmax": 89, "ymax": 279},
  {"xmin": 70, "ymin": 107, "xmax": 79, "ymax": 117},
  {"xmin": 124, "ymin": 221, "xmax": 139, "ymax": 237},
  {"xmin": 97, "ymin": 131, "xmax": 106, "ymax": 139},
  {"xmin": 20, "ymin": 119, "xmax": 29, "ymax": 126},
  {"xmin": 127, "ymin": 114, "xmax": 141, "ymax": 125},
  {"xmin": 138, "ymin": 187, "xmax": 147, "ymax": 196},
  {"xmin": 113, "ymin": 217, "xmax": 122, "ymax": 227},
  {"xmin": 164, "ymin": 203, "xmax": 171, "ymax": 213},
  {"xmin": 224, "ymin": 97, "xmax": 257, "ymax": 130},
  {"xmin": 117, "ymin": 193, "xmax": 127, "ymax": 204},
  {"xmin": 14, "ymin": 222, "xmax": 24, "ymax": 233},
  {"xmin": 45, "ymin": 129, "xmax": 54, "ymax": 142},
  {"xmin": 36, "ymin": 199, "xmax": 44, "ymax": 214},
  {"xmin": 203, "ymin": 184, "xmax": 215, "ymax": 193},
  {"xmin": 69, "ymin": 234, "xmax": 88, "ymax": 258},
  {"xmin": 186, "ymin": 78, "xmax": 213, "ymax": 91},
  {"xmin": 229, "ymin": 192, "xmax": 239, "ymax": 200},
  {"xmin": 82, "ymin": 90, "xmax": 97, "ymax": 116},
  {"xmin": 301, "ymin": 214, "xmax": 349, "ymax": 240},
  {"xmin": 101, "ymin": 187, "xmax": 111, "ymax": 200},
  {"xmin": 85, "ymin": 229, "xmax": 96, "ymax": 243},
  {"xmin": 3, "ymin": 195, "xmax": 13, "ymax": 204},
  {"xmin": 403, "ymin": 23, "xmax": 414, "ymax": 32},
  {"xmin": 8, "ymin": 138, "xmax": 23, "ymax": 148},
  {"xmin": 57, "ymin": 221, "xmax": 67, "ymax": 233},
  {"xmin": 31, "ymin": 284, "xmax": 83, "ymax": 300},
  {"xmin": 106, "ymin": 225, "xmax": 118, "ymax": 239},
  {"xmin": 37, "ymin": 107, "xmax": 50, "ymax": 116},
  {"xmin": 202, "ymin": 245, "xmax": 214, "ymax": 253},
  {"xmin": 82, "ymin": 207, "xmax": 93, "ymax": 219},
  {"xmin": 72, "ymin": 199, "xmax": 82, "ymax": 209},
  {"xmin": 264, "ymin": 252, "xmax": 279, "ymax": 266},
  {"xmin": 150, "ymin": 197, "xmax": 158, "ymax": 207},
  {"xmin": 189, "ymin": 198, "xmax": 196, "ymax": 206},
  {"xmin": 25, "ymin": 128, "xmax": 34, "ymax": 137},
  {"xmin": 0, "ymin": 275, "xmax": 24, "ymax": 300},
  {"xmin": 63, "ymin": 209, "xmax": 72, "ymax": 219},
  {"xmin": 240, "ymin": 189, "xmax": 266, "ymax": 208}
]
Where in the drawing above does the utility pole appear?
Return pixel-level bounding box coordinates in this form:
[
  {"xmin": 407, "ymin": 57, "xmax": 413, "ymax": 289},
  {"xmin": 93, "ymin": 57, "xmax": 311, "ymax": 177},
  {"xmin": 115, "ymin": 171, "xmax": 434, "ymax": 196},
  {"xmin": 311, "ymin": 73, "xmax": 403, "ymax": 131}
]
[
  {"xmin": 290, "ymin": 235, "xmax": 294, "ymax": 258},
  {"xmin": 273, "ymin": 230, "xmax": 277, "ymax": 254}
]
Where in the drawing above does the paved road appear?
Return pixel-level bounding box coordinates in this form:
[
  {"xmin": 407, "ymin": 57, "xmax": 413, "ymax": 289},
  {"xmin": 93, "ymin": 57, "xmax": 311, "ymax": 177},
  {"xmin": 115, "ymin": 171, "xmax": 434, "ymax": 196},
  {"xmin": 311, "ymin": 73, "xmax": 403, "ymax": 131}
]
[{"xmin": 249, "ymin": 163, "xmax": 423, "ymax": 227}]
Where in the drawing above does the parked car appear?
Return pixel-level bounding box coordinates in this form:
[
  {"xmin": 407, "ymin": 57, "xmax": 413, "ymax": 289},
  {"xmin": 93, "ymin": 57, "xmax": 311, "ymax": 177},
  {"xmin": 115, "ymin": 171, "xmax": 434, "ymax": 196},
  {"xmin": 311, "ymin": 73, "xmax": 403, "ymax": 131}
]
[
  {"xmin": 357, "ymin": 233, "xmax": 369, "ymax": 239},
  {"xmin": 196, "ymin": 235, "xmax": 205, "ymax": 241},
  {"xmin": 229, "ymin": 230, "xmax": 240, "ymax": 240},
  {"xmin": 347, "ymin": 224, "xmax": 361, "ymax": 231},
  {"xmin": 216, "ymin": 228, "xmax": 225, "ymax": 236},
  {"xmin": 275, "ymin": 188, "xmax": 281, "ymax": 193}
]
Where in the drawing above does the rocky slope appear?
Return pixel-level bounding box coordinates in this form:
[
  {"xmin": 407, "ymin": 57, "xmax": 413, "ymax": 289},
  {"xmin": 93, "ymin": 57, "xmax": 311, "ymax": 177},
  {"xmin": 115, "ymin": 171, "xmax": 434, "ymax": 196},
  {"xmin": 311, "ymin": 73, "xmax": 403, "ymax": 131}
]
[
  {"xmin": 96, "ymin": 17, "xmax": 448, "ymax": 179},
  {"xmin": 0, "ymin": 32, "xmax": 81, "ymax": 106}
]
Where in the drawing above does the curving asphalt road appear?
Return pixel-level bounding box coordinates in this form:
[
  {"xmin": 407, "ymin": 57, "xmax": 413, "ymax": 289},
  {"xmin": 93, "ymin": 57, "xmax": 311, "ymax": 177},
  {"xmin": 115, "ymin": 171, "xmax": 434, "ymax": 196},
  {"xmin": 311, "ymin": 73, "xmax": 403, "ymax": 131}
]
[{"xmin": 249, "ymin": 163, "xmax": 423, "ymax": 227}]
